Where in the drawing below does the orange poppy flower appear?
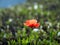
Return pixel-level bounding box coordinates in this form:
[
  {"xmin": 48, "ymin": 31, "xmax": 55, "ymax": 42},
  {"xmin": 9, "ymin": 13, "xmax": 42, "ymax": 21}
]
[{"xmin": 24, "ymin": 19, "xmax": 40, "ymax": 28}]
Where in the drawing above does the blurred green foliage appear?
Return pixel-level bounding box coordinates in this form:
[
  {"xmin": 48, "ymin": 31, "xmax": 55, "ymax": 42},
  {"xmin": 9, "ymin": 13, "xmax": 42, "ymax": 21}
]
[{"xmin": 0, "ymin": 0, "xmax": 60, "ymax": 45}]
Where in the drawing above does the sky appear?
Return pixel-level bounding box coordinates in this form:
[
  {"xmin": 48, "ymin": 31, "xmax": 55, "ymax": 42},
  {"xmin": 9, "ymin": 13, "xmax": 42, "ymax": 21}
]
[{"xmin": 0, "ymin": 0, "xmax": 26, "ymax": 8}]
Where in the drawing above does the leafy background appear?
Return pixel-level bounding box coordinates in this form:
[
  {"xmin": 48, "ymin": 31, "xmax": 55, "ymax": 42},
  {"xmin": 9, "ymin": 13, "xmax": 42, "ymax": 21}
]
[{"xmin": 0, "ymin": 0, "xmax": 60, "ymax": 45}]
